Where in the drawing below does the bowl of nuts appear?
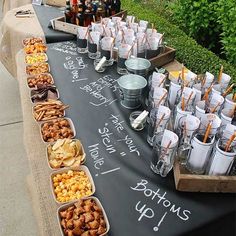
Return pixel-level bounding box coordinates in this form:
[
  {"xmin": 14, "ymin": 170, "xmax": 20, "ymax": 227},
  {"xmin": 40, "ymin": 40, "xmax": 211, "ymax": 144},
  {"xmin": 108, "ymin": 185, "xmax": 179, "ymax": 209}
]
[
  {"xmin": 26, "ymin": 62, "xmax": 50, "ymax": 76},
  {"xmin": 40, "ymin": 117, "xmax": 75, "ymax": 143},
  {"xmin": 22, "ymin": 37, "xmax": 44, "ymax": 47},
  {"xmin": 47, "ymin": 139, "xmax": 86, "ymax": 170},
  {"xmin": 51, "ymin": 166, "xmax": 95, "ymax": 204},
  {"xmin": 24, "ymin": 42, "xmax": 47, "ymax": 54},
  {"xmin": 57, "ymin": 196, "xmax": 110, "ymax": 236},
  {"xmin": 27, "ymin": 73, "xmax": 54, "ymax": 89}
]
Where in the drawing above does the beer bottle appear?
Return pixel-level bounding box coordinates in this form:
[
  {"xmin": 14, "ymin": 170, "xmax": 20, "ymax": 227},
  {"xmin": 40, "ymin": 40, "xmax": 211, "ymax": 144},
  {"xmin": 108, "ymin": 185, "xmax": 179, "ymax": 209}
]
[
  {"xmin": 71, "ymin": 0, "xmax": 78, "ymax": 24},
  {"xmin": 76, "ymin": 1, "xmax": 85, "ymax": 26},
  {"xmin": 64, "ymin": 0, "xmax": 72, "ymax": 23}
]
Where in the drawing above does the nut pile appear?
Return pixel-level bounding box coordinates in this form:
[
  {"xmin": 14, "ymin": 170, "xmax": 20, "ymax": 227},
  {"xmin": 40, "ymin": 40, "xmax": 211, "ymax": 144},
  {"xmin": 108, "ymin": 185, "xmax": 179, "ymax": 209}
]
[
  {"xmin": 26, "ymin": 62, "xmax": 49, "ymax": 75},
  {"xmin": 33, "ymin": 100, "xmax": 68, "ymax": 122},
  {"xmin": 23, "ymin": 37, "xmax": 43, "ymax": 46},
  {"xmin": 25, "ymin": 53, "xmax": 47, "ymax": 64},
  {"xmin": 41, "ymin": 118, "xmax": 74, "ymax": 142},
  {"xmin": 59, "ymin": 198, "xmax": 107, "ymax": 236},
  {"xmin": 53, "ymin": 170, "xmax": 93, "ymax": 203},
  {"xmin": 48, "ymin": 139, "xmax": 85, "ymax": 169},
  {"xmin": 24, "ymin": 43, "xmax": 47, "ymax": 54},
  {"xmin": 27, "ymin": 73, "xmax": 54, "ymax": 88}
]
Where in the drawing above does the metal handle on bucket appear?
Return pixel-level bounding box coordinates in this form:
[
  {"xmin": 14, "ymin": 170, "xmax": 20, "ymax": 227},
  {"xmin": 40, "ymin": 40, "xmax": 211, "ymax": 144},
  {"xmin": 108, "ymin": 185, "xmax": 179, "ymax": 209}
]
[{"xmin": 119, "ymin": 88, "xmax": 124, "ymax": 100}]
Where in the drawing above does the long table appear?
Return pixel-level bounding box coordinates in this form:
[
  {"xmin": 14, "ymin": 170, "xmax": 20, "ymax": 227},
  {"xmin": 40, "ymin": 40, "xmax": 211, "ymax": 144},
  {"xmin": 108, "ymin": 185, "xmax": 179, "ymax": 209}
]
[{"xmin": 16, "ymin": 40, "xmax": 236, "ymax": 236}]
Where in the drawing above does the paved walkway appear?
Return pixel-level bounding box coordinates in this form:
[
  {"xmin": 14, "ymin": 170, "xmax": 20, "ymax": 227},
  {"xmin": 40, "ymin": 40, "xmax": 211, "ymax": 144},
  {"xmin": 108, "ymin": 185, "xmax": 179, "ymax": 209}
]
[{"xmin": 0, "ymin": 0, "xmax": 38, "ymax": 231}]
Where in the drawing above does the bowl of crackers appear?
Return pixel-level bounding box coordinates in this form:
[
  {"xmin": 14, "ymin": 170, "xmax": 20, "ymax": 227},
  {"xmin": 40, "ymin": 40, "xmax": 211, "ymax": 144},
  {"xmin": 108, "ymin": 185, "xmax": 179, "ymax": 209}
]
[
  {"xmin": 47, "ymin": 139, "xmax": 86, "ymax": 170},
  {"xmin": 26, "ymin": 62, "xmax": 50, "ymax": 76}
]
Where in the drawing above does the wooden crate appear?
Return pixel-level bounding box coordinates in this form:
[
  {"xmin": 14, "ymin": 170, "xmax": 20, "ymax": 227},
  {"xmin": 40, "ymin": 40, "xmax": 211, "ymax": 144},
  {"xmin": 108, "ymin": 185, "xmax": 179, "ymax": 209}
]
[
  {"xmin": 45, "ymin": 0, "xmax": 66, "ymax": 7},
  {"xmin": 52, "ymin": 10, "xmax": 127, "ymax": 35},
  {"xmin": 149, "ymin": 46, "xmax": 176, "ymax": 68},
  {"xmin": 173, "ymin": 160, "xmax": 236, "ymax": 193}
]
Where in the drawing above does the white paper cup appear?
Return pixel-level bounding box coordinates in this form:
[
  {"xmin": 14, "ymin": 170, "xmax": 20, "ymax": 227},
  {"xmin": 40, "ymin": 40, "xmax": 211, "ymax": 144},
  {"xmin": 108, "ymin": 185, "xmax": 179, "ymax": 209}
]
[
  {"xmin": 186, "ymin": 134, "xmax": 215, "ymax": 174},
  {"xmin": 207, "ymin": 140, "xmax": 236, "ymax": 175},
  {"xmin": 195, "ymin": 101, "xmax": 205, "ymax": 120},
  {"xmin": 224, "ymin": 94, "xmax": 236, "ymax": 110},
  {"xmin": 220, "ymin": 109, "xmax": 233, "ymax": 126},
  {"xmin": 220, "ymin": 73, "xmax": 231, "ymax": 90},
  {"xmin": 168, "ymin": 81, "xmax": 181, "ymax": 109},
  {"xmin": 204, "ymin": 72, "xmax": 214, "ymax": 88}
]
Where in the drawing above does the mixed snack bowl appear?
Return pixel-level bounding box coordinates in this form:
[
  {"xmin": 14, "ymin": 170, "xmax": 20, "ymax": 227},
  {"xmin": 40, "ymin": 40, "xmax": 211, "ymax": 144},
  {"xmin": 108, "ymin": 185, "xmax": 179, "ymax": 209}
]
[{"xmin": 27, "ymin": 73, "xmax": 54, "ymax": 89}]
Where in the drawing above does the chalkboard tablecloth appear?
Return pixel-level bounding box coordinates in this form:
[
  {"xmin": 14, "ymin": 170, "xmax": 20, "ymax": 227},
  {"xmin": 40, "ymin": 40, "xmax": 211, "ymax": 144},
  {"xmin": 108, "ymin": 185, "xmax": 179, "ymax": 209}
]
[{"xmin": 41, "ymin": 41, "xmax": 236, "ymax": 235}]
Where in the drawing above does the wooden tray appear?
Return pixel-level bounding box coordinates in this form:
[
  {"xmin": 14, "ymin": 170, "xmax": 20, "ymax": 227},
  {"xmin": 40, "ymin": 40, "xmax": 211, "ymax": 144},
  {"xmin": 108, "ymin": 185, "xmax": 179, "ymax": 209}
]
[
  {"xmin": 149, "ymin": 46, "xmax": 176, "ymax": 68},
  {"xmin": 173, "ymin": 160, "xmax": 236, "ymax": 193},
  {"xmin": 45, "ymin": 0, "xmax": 66, "ymax": 7},
  {"xmin": 53, "ymin": 10, "xmax": 127, "ymax": 35}
]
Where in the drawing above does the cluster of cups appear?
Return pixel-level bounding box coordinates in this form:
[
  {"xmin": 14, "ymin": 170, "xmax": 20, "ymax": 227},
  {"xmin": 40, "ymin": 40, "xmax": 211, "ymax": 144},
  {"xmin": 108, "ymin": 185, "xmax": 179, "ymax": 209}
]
[
  {"xmin": 76, "ymin": 15, "xmax": 164, "ymax": 74},
  {"xmin": 116, "ymin": 63, "xmax": 236, "ymax": 178}
]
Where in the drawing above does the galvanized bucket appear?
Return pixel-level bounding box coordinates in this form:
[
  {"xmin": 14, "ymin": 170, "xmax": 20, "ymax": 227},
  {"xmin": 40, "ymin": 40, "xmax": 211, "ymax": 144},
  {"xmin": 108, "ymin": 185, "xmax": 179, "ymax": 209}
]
[
  {"xmin": 125, "ymin": 58, "xmax": 151, "ymax": 77},
  {"xmin": 117, "ymin": 74, "xmax": 147, "ymax": 109}
]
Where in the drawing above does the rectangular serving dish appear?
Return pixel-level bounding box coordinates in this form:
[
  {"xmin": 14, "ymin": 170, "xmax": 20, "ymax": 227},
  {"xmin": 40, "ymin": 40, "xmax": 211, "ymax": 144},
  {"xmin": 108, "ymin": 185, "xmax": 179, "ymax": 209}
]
[
  {"xmin": 27, "ymin": 73, "xmax": 54, "ymax": 89},
  {"xmin": 50, "ymin": 165, "xmax": 96, "ymax": 204},
  {"xmin": 30, "ymin": 87, "xmax": 60, "ymax": 104},
  {"xmin": 32, "ymin": 102, "xmax": 66, "ymax": 123},
  {"xmin": 57, "ymin": 196, "xmax": 110, "ymax": 236},
  {"xmin": 173, "ymin": 160, "xmax": 236, "ymax": 193},
  {"xmin": 22, "ymin": 37, "xmax": 44, "ymax": 47},
  {"xmin": 46, "ymin": 139, "xmax": 86, "ymax": 171},
  {"xmin": 40, "ymin": 117, "xmax": 76, "ymax": 143},
  {"xmin": 25, "ymin": 53, "xmax": 48, "ymax": 65},
  {"xmin": 26, "ymin": 62, "xmax": 50, "ymax": 76}
]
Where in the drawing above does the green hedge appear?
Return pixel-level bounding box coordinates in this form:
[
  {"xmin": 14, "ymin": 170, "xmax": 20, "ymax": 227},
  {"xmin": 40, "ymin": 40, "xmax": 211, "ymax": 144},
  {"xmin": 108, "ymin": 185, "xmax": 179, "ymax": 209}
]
[{"xmin": 122, "ymin": 0, "xmax": 236, "ymax": 81}]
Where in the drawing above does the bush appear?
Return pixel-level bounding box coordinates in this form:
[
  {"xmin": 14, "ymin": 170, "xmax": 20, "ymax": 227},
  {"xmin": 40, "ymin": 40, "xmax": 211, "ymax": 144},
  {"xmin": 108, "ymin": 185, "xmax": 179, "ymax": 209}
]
[
  {"xmin": 122, "ymin": 0, "xmax": 236, "ymax": 81},
  {"xmin": 218, "ymin": 0, "xmax": 236, "ymax": 65},
  {"xmin": 171, "ymin": 0, "xmax": 236, "ymax": 65}
]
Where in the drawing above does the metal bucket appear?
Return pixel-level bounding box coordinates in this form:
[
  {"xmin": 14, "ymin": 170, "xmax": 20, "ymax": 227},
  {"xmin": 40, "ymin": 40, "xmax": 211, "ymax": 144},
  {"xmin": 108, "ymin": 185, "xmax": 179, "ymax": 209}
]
[
  {"xmin": 117, "ymin": 74, "xmax": 147, "ymax": 109},
  {"xmin": 125, "ymin": 58, "xmax": 151, "ymax": 77}
]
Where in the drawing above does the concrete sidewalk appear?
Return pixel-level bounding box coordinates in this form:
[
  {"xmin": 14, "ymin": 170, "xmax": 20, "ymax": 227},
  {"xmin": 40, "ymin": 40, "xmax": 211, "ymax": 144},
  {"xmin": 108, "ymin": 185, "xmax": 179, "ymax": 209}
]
[{"xmin": 0, "ymin": 64, "xmax": 38, "ymax": 234}]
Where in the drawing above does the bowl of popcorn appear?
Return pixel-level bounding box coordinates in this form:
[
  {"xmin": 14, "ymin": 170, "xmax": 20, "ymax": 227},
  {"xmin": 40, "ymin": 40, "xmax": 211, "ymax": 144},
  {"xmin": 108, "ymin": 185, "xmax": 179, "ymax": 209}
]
[
  {"xmin": 57, "ymin": 197, "xmax": 110, "ymax": 236},
  {"xmin": 47, "ymin": 139, "xmax": 86, "ymax": 170},
  {"xmin": 51, "ymin": 166, "xmax": 95, "ymax": 204}
]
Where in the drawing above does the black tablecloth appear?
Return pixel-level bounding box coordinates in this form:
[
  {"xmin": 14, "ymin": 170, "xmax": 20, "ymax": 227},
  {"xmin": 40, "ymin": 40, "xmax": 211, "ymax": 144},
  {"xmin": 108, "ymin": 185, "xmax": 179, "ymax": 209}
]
[
  {"xmin": 46, "ymin": 41, "xmax": 236, "ymax": 236},
  {"xmin": 33, "ymin": 5, "xmax": 75, "ymax": 43}
]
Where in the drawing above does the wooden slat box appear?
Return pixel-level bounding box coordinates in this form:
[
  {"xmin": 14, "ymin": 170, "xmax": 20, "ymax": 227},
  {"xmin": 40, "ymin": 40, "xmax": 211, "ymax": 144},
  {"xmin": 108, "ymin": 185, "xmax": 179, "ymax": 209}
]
[
  {"xmin": 173, "ymin": 160, "xmax": 236, "ymax": 193},
  {"xmin": 46, "ymin": 0, "xmax": 66, "ymax": 7},
  {"xmin": 149, "ymin": 46, "xmax": 176, "ymax": 68},
  {"xmin": 53, "ymin": 10, "xmax": 128, "ymax": 35}
]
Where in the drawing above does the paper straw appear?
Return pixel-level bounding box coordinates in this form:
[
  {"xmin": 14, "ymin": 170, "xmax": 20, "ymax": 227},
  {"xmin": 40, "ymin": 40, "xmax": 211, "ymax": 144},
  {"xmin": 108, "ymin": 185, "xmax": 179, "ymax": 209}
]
[
  {"xmin": 222, "ymin": 84, "xmax": 235, "ymax": 97},
  {"xmin": 156, "ymin": 113, "xmax": 165, "ymax": 130},
  {"xmin": 146, "ymin": 36, "xmax": 151, "ymax": 49},
  {"xmin": 203, "ymin": 121, "xmax": 212, "ymax": 143},
  {"xmin": 158, "ymin": 33, "xmax": 165, "ymax": 46},
  {"xmin": 185, "ymin": 91, "xmax": 194, "ymax": 108},
  {"xmin": 152, "ymin": 23, "xmax": 154, "ymax": 33},
  {"xmin": 157, "ymin": 91, "xmax": 168, "ymax": 107},
  {"xmin": 211, "ymin": 101, "xmax": 221, "ymax": 113},
  {"xmin": 225, "ymin": 132, "xmax": 236, "ymax": 152},
  {"xmin": 88, "ymin": 31, "xmax": 94, "ymax": 44},
  {"xmin": 201, "ymin": 75, "xmax": 206, "ymax": 87},
  {"xmin": 233, "ymin": 93, "xmax": 236, "ymax": 102},
  {"xmin": 217, "ymin": 65, "xmax": 223, "ymax": 83},
  {"xmin": 181, "ymin": 96, "xmax": 185, "ymax": 111},
  {"xmin": 158, "ymin": 77, "xmax": 166, "ymax": 87},
  {"xmin": 93, "ymin": 15, "xmax": 96, "ymax": 22},
  {"xmin": 181, "ymin": 64, "xmax": 185, "ymax": 81},
  {"xmin": 202, "ymin": 83, "xmax": 214, "ymax": 100}
]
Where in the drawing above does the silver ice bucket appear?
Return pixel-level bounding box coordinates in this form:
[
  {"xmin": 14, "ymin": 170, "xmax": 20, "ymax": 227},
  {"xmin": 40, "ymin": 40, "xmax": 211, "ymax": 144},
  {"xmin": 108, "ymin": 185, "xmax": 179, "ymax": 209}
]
[
  {"xmin": 117, "ymin": 74, "xmax": 147, "ymax": 109},
  {"xmin": 125, "ymin": 58, "xmax": 151, "ymax": 77}
]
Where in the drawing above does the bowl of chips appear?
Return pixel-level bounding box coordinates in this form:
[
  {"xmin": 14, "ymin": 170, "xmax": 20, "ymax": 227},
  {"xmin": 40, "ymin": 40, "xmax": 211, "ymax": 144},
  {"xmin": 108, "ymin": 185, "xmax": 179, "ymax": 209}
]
[
  {"xmin": 47, "ymin": 139, "xmax": 86, "ymax": 170},
  {"xmin": 22, "ymin": 37, "xmax": 44, "ymax": 47},
  {"xmin": 57, "ymin": 196, "xmax": 110, "ymax": 236},
  {"xmin": 24, "ymin": 43, "xmax": 47, "ymax": 54},
  {"xmin": 26, "ymin": 62, "xmax": 50, "ymax": 76},
  {"xmin": 51, "ymin": 166, "xmax": 95, "ymax": 204}
]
